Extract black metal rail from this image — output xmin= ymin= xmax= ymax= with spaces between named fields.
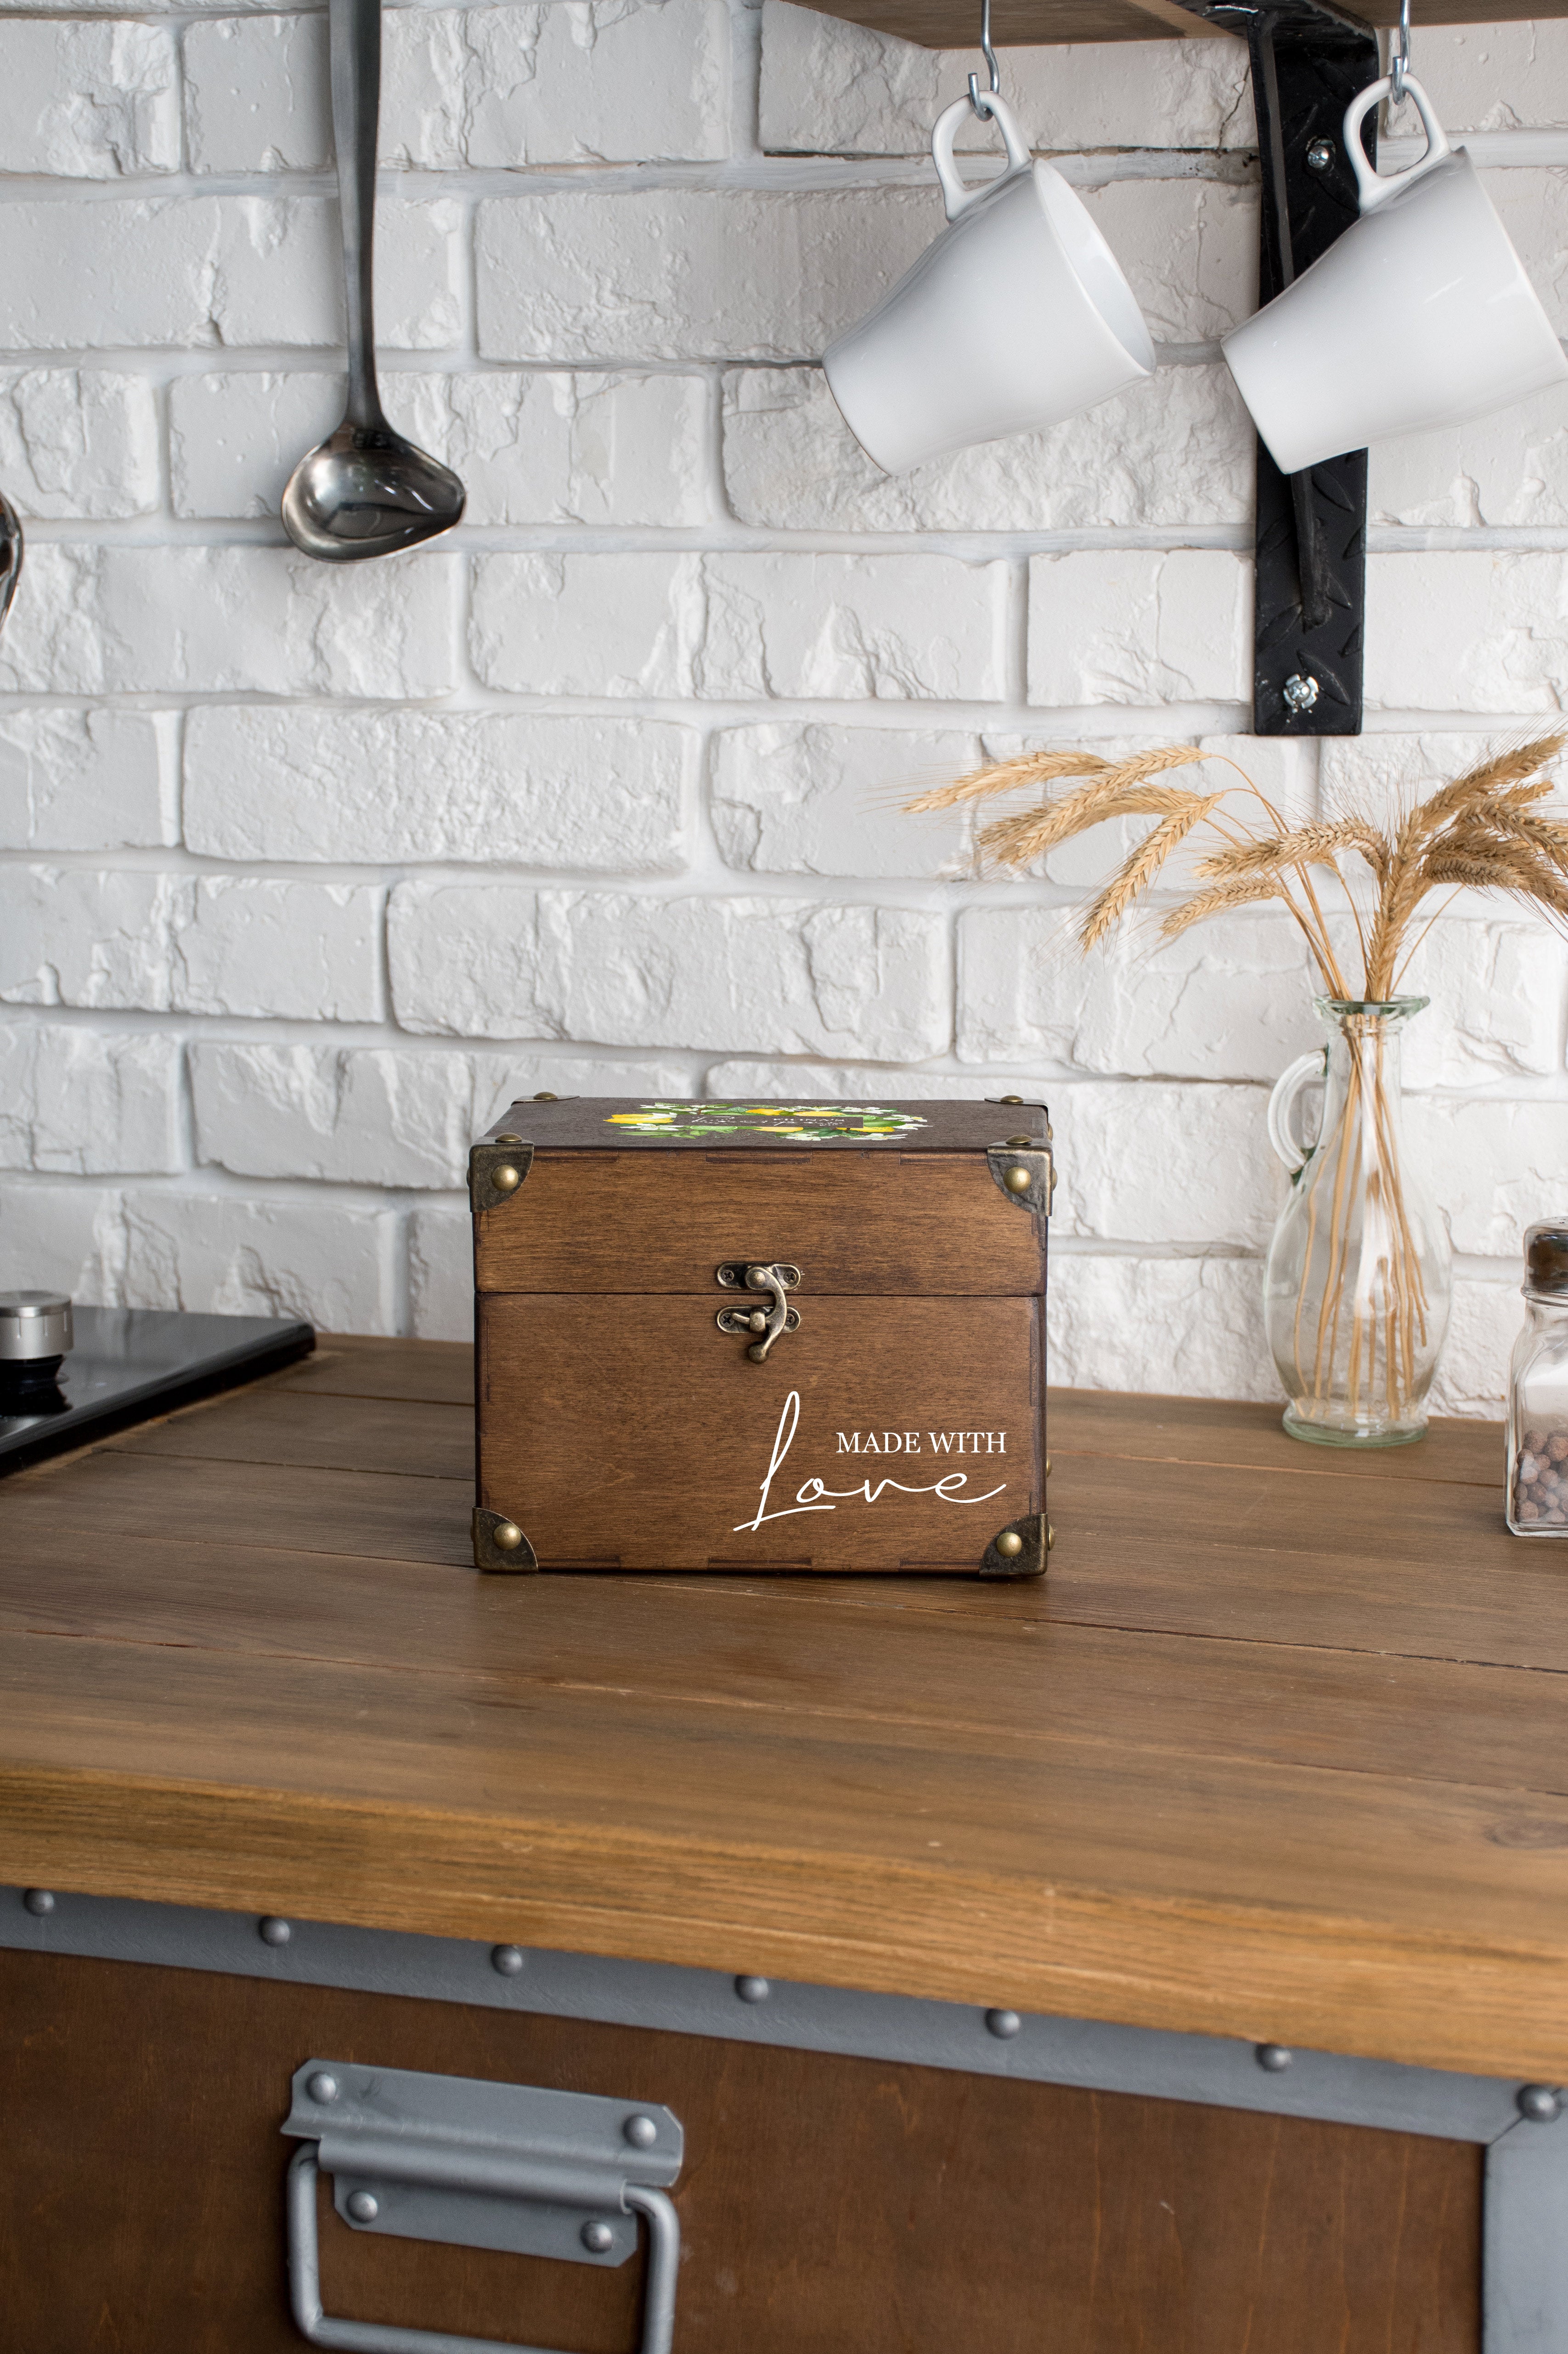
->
xmin=1177 ymin=0 xmax=1381 ymax=734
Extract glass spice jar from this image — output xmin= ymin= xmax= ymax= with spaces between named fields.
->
xmin=1507 ymin=1223 xmax=1568 ymax=1535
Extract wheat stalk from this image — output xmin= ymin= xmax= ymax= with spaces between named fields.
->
xmin=1156 ymin=876 xmax=1285 ymax=937
xmin=1425 ymin=847 xmax=1568 ymax=916
xmin=909 ymin=742 xmax=1206 ymax=821
xmin=1079 ymin=797 xmax=1223 ymax=951
xmin=977 ymin=783 xmax=1209 ymax=869
xmin=1198 ymin=818 xmax=1390 ymax=887
xmin=905 ymin=749 xmax=1111 ymax=814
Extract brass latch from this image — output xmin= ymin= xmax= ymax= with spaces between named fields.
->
xmin=716 ymin=1263 xmax=801 ymax=1364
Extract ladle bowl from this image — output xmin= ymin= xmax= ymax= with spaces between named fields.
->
xmin=0 ymin=489 xmax=24 ymax=631
xmin=282 ymin=0 xmax=465 ymax=565
xmin=282 ymin=415 xmax=464 ymax=562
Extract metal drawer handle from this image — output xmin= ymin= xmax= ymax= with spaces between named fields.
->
xmin=282 ymin=2060 xmax=682 ymax=2354
xmin=287 ymin=2149 xmax=678 ymax=2354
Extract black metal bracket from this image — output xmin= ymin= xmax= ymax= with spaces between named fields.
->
xmin=1174 ymin=0 xmax=1380 ymax=734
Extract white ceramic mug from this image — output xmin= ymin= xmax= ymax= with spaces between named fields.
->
xmin=822 ymin=94 xmax=1155 ymax=476
xmin=1223 ymin=74 xmax=1568 ymax=477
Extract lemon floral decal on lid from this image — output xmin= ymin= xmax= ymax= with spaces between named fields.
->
xmin=604 ymin=1102 xmax=928 ymax=1144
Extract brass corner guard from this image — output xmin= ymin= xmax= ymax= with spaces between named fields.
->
xmin=981 ymin=1514 xmax=1052 ymax=1580
xmin=473 ymin=1507 xmax=539 ymax=1574
xmin=469 ymin=1139 xmax=534 ymax=1215
xmin=986 ymin=1142 xmax=1055 ymax=1215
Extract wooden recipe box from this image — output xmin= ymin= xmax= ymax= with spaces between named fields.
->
xmin=468 ymin=1097 xmax=1054 ymax=1576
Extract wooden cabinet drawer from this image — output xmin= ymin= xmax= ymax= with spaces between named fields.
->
xmin=0 ymin=1948 xmax=1481 ymax=2354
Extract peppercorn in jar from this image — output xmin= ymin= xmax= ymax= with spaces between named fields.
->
xmin=1508 ymin=1222 xmax=1568 ymax=1535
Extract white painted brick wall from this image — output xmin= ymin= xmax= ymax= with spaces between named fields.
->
xmin=169 ymin=369 xmax=711 ymax=524
xmin=0 ymin=547 xmax=459 ymax=696
xmin=184 ymin=0 xmax=731 ymax=173
xmin=388 ymin=883 xmax=950 ymax=1056
xmin=0 ymin=22 xmax=180 ymax=177
xmin=4 ymin=0 xmax=1567 ymax=1422
xmin=0 ymin=710 xmax=172 ymax=849
xmin=183 ymin=706 xmax=694 ymax=868
xmin=0 ymin=196 xmax=463 ymax=351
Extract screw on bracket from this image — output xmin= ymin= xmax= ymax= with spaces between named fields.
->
xmin=1305 ymin=136 xmax=1334 ymax=169
xmin=1282 ymin=673 xmax=1320 ymax=716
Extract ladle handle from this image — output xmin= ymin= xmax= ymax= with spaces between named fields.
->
xmin=331 ymin=0 xmax=385 ymax=429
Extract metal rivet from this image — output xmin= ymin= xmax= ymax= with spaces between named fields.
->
xmin=1305 ymin=135 xmax=1334 ymax=169
xmin=1046 ymin=1524 xmax=1055 ymax=1551
xmin=623 ymin=2113 xmax=659 ymax=2149
xmin=307 ymin=2072 xmax=340 ymax=2105
xmin=1256 ymin=2043 xmax=1293 ymax=2072
xmin=999 ymin=1094 xmax=1024 ymax=1104
xmin=1282 ymin=672 xmax=1320 ymax=715
xmin=747 ymin=1311 xmax=768 ymax=1333
xmin=735 ymin=1975 xmax=770 ymax=2004
xmin=1006 ymin=1134 xmax=1033 ymax=1147
xmin=346 ymin=2190 xmax=379 ymax=2223
xmin=986 ymin=2009 xmax=1022 ymax=2039
xmin=491 ymin=1944 xmax=525 ymax=1976
xmin=1003 ymin=1166 xmax=1032 ymax=1195
xmin=581 ymin=2220 xmax=615 ymax=2253
xmin=259 ymin=1916 xmax=292 ymax=1946
xmin=995 ymin=1531 xmax=1024 ymax=1558
xmin=1518 ymin=2083 xmax=1562 ymax=2123
xmin=491 ymin=1164 xmax=522 ymax=1194
xmin=1044 ymin=1458 xmax=1052 ymax=1478
xmin=22 ymin=1889 xmax=55 ymax=1916
xmin=532 ymin=1092 xmax=558 ymax=1102
xmin=492 ymin=1522 xmax=524 ymax=1551
xmin=493 ymin=1131 xmax=523 ymax=1145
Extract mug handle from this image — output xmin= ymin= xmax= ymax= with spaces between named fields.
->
xmin=1267 ymin=1050 xmax=1328 ymax=1175
xmin=1343 ymin=72 xmax=1452 ymax=213
xmin=931 ymin=92 xmax=1033 ymax=223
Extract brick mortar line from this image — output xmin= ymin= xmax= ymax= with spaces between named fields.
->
xmin=19 ymin=521 xmax=1568 ymax=554
xmin=0 ymin=1164 xmax=1532 ymax=1289
xmin=0 ymin=346 xmax=1232 ymax=371
xmin=0 ymin=694 xmax=1547 ymax=725
xmin=6 ymin=139 xmax=1568 ymax=202
xmin=8 ymin=999 xmax=1568 ymax=1084
xmin=0 ymin=152 xmax=1262 ymax=200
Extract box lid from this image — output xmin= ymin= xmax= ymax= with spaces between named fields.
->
xmin=478 ymin=1096 xmax=1049 ymax=1152
xmin=471 ymin=1098 xmax=1053 ymax=1297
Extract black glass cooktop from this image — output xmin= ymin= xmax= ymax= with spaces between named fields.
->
xmin=0 ymin=1305 xmax=315 ymax=1475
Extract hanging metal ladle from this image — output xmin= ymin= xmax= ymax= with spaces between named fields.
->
xmin=0 ymin=491 xmax=23 ymax=635
xmin=282 ymin=0 xmax=465 ymax=561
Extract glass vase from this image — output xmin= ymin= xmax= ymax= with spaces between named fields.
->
xmin=1263 ymin=997 xmax=1452 ymax=1447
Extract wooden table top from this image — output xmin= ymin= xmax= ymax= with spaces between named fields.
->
xmin=2 ymin=1337 xmax=1564 ymax=2084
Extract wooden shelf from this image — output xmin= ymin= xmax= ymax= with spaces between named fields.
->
xmin=791 ymin=0 xmax=1568 ymax=50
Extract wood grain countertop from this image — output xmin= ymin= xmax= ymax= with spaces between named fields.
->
xmin=1 ymin=1337 xmax=1563 ymax=2084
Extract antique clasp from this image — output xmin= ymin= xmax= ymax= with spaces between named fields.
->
xmin=715 ymin=1263 xmax=801 ymax=1364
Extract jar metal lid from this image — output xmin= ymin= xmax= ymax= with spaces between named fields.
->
xmin=0 ymin=1290 xmax=73 ymax=1362
xmin=1524 ymin=1225 xmax=1568 ymax=1297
